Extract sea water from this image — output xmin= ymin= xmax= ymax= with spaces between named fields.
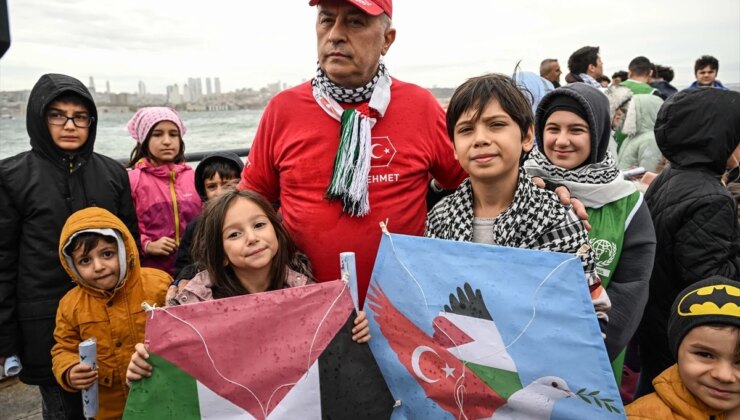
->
xmin=0 ymin=109 xmax=264 ymax=161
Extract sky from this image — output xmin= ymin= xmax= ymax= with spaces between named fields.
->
xmin=0 ymin=0 xmax=738 ymax=94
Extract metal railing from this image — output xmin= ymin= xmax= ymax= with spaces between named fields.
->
xmin=116 ymin=147 xmax=250 ymax=165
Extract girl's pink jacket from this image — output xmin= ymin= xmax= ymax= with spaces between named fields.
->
xmin=128 ymin=158 xmax=202 ymax=275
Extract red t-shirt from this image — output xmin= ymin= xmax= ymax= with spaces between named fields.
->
xmin=239 ymin=79 xmax=466 ymax=306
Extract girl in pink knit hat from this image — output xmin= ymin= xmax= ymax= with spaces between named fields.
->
xmin=125 ymin=107 xmax=202 ymax=276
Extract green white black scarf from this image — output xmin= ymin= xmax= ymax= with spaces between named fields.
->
xmin=312 ymin=63 xmax=392 ymax=217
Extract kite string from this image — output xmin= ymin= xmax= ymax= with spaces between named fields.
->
xmin=381 ymin=227 xmax=581 ymax=417
xmin=502 ymin=255 xmax=580 ymax=350
xmin=383 ymin=227 xmax=472 ymax=416
xmin=384 ymin=227 xmax=581 ymax=353
xmin=266 ymin=278 xmax=351 ymax=414
xmin=153 ymin=306 xmax=269 ymax=417
xmin=266 ymin=279 xmax=349 ymax=413
xmin=454 ymin=376 xmax=469 ymax=420
xmin=149 ymin=280 xmax=349 ymax=419
xmin=383 ymin=229 xmax=466 ymax=359
xmin=306 ymin=278 xmax=350 ymax=371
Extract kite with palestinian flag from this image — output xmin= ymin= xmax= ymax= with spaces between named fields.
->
xmin=123 ymin=280 xmax=394 ymax=419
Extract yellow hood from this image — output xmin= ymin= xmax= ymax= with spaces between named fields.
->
xmin=58 ymin=207 xmax=140 ymax=295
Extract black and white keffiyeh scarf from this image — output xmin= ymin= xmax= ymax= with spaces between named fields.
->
xmin=524 ymin=148 xmax=635 ymax=209
xmin=579 ymin=73 xmax=604 ymax=89
xmin=312 ymin=63 xmax=392 ymax=217
xmin=425 ymin=169 xmax=598 ymax=286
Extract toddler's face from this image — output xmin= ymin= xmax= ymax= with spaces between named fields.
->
xmin=678 ymin=325 xmax=740 ymax=413
xmin=204 ymin=174 xmax=238 ymax=201
xmin=71 ymin=240 xmax=121 ymax=291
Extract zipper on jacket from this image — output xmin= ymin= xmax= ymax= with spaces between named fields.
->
xmin=169 ymin=169 xmax=180 ymax=245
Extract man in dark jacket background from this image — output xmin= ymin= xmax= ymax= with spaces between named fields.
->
xmin=0 ymin=73 xmax=140 ymax=419
xmin=636 ymin=87 xmax=740 ymax=398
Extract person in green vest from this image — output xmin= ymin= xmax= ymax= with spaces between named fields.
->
xmin=614 ymin=56 xmax=662 ymax=150
xmin=620 ymin=56 xmax=660 ymax=96
xmin=524 ymin=83 xmax=657 ymax=388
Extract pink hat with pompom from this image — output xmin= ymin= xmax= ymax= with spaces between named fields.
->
xmin=127 ymin=107 xmax=186 ymax=144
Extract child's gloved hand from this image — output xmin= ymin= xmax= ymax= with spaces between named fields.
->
xmin=352 ymin=311 xmax=371 ymax=344
xmin=67 ymin=363 xmax=97 ymax=390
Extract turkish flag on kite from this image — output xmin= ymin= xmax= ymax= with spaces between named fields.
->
xmin=366 ymin=283 xmax=506 ymax=419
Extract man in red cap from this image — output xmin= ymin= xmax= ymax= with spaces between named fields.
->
xmin=235 ymin=0 xmax=582 ymax=307
xmin=236 ymin=0 xmax=465 ymax=308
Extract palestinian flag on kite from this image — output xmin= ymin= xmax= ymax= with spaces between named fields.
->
xmin=365 ymin=233 xmax=624 ymax=419
xmin=123 ymin=280 xmax=393 ymax=419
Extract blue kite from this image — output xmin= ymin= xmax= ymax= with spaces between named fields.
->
xmin=364 ymin=233 xmax=624 ymax=419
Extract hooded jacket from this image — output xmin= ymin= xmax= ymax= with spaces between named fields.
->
xmin=626 ymin=365 xmax=728 ymax=419
xmin=128 ymin=158 xmax=202 ymax=276
xmin=527 ymin=83 xmax=656 ymax=371
xmin=617 ymin=94 xmax=665 ymax=172
xmin=639 ymin=88 xmax=740 ymax=387
xmin=0 ymin=74 xmax=140 ymax=384
xmin=534 ymin=83 xmax=612 ymax=165
xmin=650 ymin=80 xmax=678 ymax=100
xmin=52 ymin=207 xmax=170 ymax=419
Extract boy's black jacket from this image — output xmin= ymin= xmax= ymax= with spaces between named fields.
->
xmin=639 ymin=87 xmax=740 ymax=383
xmin=0 ymin=73 xmax=140 ymax=384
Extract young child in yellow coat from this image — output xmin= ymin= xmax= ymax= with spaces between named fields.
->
xmin=627 ymin=277 xmax=740 ymax=419
xmin=51 ymin=207 xmax=170 ymax=419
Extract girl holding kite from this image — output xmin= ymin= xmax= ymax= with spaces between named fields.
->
xmin=126 ymin=189 xmax=371 ymax=383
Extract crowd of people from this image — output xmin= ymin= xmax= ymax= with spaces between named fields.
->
xmin=1 ymin=0 xmax=739 ymax=418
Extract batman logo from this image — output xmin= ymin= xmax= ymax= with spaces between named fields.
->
xmin=677 ymin=284 xmax=740 ymax=317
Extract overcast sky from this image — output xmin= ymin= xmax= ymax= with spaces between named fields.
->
xmin=1 ymin=0 xmax=738 ymax=94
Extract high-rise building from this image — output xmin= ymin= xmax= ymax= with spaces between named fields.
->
xmin=138 ymin=81 xmax=146 ymax=96
xmin=187 ymin=77 xmax=203 ymax=101
xmin=206 ymin=78 xmax=212 ymax=96
xmin=182 ymin=83 xmax=191 ymax=103
xmin=166 ymin=84 xmax=182 ymax=104
xmin=88 ymin=77 xmax=96 ymax=94
xmin=106 ymin=81 xmax=110 ymax=94
xmin=214 ymin=77 xmax=221 ymax=95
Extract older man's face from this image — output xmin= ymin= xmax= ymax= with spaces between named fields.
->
xmin=316 ymin=0 xmax=395 ymax=89
xmin=544 ymin=62 xmax=561 ymax=83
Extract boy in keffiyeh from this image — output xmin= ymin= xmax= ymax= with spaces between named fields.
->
xmin=425 ymin=74 xmax=611 ymax=334
xmin=524 ymin=83 xmax=656 ymax=386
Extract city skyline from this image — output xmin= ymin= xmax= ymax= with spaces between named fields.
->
xmin=66 ymin=76 xmax=232 ymax=97
xmin=0 ymin=0 xmax=737 ymax=94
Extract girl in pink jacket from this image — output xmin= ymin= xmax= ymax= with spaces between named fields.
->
xmin=126 ymin=107 xmax=202 ymax=275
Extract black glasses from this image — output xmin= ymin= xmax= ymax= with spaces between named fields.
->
xmin=47 ymin=112 xmax=94 ymax=128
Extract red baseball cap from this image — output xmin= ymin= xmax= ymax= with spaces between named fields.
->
xmin=308 ymin=0 xmax=393 ymax=18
